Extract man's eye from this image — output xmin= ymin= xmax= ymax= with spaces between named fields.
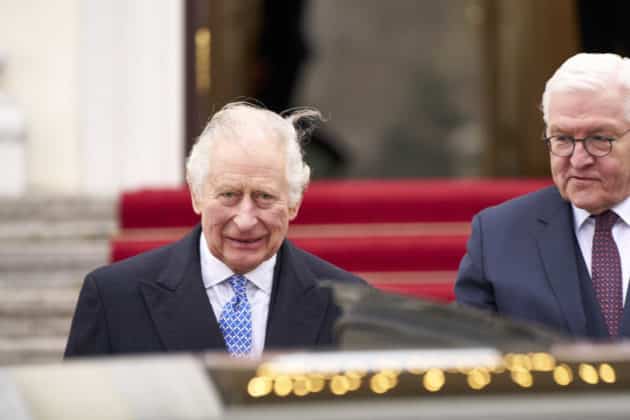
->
xmin=219 ymin=191 xmax=239 ymax=201
xmin=554 ymin=135 xmax=573 ymax=143
xmin=588 ymin=135 xmax=608 ymax=142
xmin=254 ymin=192 xmax=275 ymax=202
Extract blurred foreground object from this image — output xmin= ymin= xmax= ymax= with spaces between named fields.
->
xmin=4 ymin=342 xmax=630 ymax=419
xmin=331 ymin=283 xmax=568 ymax=353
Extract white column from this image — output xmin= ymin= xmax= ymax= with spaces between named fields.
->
xmin=0 ymin=0 xmax=81 ymax=194
xmin=79 ymin=0 xmax=184 ymax=196
xmin=0 ymin=93 xmax=26 ymax=196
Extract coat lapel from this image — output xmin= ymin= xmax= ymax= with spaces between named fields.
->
xmin=140 ymin=226 xmax=225 ymax=351
xmin=621 ymin=288 xmax=630 ymax=337
xmin=534 ymin=190 xmax=587 ymax=336
xmin=265 ymin=241 xmax=332 ymax=349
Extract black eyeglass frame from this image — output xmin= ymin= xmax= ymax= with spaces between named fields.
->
xmin=542 ymin=128 xmax=630 ymax=158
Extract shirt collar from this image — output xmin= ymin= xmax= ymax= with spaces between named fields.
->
xmin=199 ymin=233 xmax=275 ymax=295
xmin=613 ymin=196 xmax=630 ymax=226
xmin=572 ymin=195 xmax=630 ymax=230
xmin=572 ymin=205 xmax=591 ymax=231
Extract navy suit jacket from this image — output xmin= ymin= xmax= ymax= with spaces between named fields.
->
xmin=455 ymin=186 xmax=630 ymax=339
xmin=65 ymin=226 xmax=366 ymax=357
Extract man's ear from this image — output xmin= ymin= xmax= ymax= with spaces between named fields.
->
xmin=288 ymin=200 xmax=302 ymax=221
xmin=188 ymin=182 xmax=202 ymax=215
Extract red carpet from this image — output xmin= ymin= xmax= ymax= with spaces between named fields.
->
xmin=120 ymin=178 xmax=550 ymax=228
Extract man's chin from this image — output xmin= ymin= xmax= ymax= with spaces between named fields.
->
xmin=568 ymin=192 xmax=606 ymax=214
xmin=223 ymin=248 xmax=268 ymax=273
xmin=225 ymin=257 xmax=262 ymax=275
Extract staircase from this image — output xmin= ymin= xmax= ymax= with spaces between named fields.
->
xmin=0 ymin=196 xmax=115 ymax=365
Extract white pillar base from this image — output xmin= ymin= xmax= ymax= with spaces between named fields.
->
xmin=0 ymin=140 xmax=25 ymax=196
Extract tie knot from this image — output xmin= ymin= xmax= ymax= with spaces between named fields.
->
xmin=227 ymin=274 xmax=248 ymax=297
xmin=595 ymin=210 xmax=619 ymax=232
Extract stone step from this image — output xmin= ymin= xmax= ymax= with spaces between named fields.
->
xmin=0 ymin=220 xmax=116 ymax=241
xmin=0 ymin=195 xmax=115 ymax=221
xmin=0 ymin=195 xmax=116 ymax=241
xmin=0 ymin=269 xmax=89 ymax=289
xmin=0 ymin=239 xmax=109 ymax=272
xmin=0 ymin=288 xmax=79 ymax=317
xmin=0 ymin=337 xmax=65 ymax=366
xmin=0 ymin=317 xmax=71 ymax=339
xmin=0 ymin=289 xmax=76 ymax=363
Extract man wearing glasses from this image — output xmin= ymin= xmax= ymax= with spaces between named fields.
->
xmin=456 ymin=53 xmax=630 ymax=339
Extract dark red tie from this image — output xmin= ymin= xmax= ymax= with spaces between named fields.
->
xmin=592 ymin=210 xmax=624 ymax=337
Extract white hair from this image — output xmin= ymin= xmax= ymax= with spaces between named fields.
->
xmin=186 ymin=102 xmax=320 ymax=207
xmin=541 ymin=52 xmax=630 ymax=124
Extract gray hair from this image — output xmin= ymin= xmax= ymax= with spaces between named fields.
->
xmin=186 ymin=102 xmax=321 ymax=207
xmin=541 ymin=52 xmax=630 ymax=125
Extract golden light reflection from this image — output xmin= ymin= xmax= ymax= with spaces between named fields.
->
xmin=599 ymin=363 xmax=616 ymax=384
xmin=345 ymin=370 xmax=366 ymax=378
xmin=553 ymin=364 xmax=573 ymax=386
xmin=510 ymin=369 xmax=533 ymax=388
xmin=273 ymin=375 xmax=293 ymax=397
xmin=490 ymin=364 xmax=506 ymax=374
xmin=423 ymin=368 xmax=445 ymax=392
xmin=293 ymin=375 xmax=310 ymax=396
xmin=248 ymin=376 xmax=273 ymax=398
xmin=370 ymin=373 xmax=390 ymax=394
xmin=381 ymin=369 xmax=399 ymax=389
xmin=578 ymin=363 xmax=599 ymax=385
xmin=308 ymin=374 xmax=325 ymax=393
xmin=345 ymin=371 xmax=362 ymax=391
xmin=531 ymin=353 xmax=556 ymax=371
xmin=503 ymin=353 xmax=516 ymax=369
xmin=505 ymin=353 xmax=534 ymax=372
xmin=330 ymin=375 xmax=350 ymax=396
xmin=467 ymin=368 xmax=491 ymax=390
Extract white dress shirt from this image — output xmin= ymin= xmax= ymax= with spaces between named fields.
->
xmin=199 ymin=234 xmax=275 ymax=357
xmin=573 ymin=197 xmax=630 ymax=305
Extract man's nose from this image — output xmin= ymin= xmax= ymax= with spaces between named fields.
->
xmin=233 ymin=198 xmax=258 ymax=230
xmin=570 ymin=141 xmax=595 ymax=168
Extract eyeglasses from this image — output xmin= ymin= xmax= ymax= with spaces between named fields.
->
xmin=543 ymin=128 xmax=630 ymax=158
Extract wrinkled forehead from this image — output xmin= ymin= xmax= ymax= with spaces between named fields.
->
xmin=205 ymin=131 xmax=289 ymax=186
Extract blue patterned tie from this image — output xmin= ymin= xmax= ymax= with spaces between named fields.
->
xmin=592 ymin=210 xmax=624 ymax=337
xmin=219 ymin=274 xmax=252 ymax=356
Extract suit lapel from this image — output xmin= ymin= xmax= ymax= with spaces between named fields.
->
xmin=140 ymin=226 xmax=225 ymax=351
xmin=534 ymin=190 xmax=587 ymax=336
xmin=621 ymin=290 xmax=630 ymax=337
xmin=265 ymin=241 xmax=331 ymax=349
